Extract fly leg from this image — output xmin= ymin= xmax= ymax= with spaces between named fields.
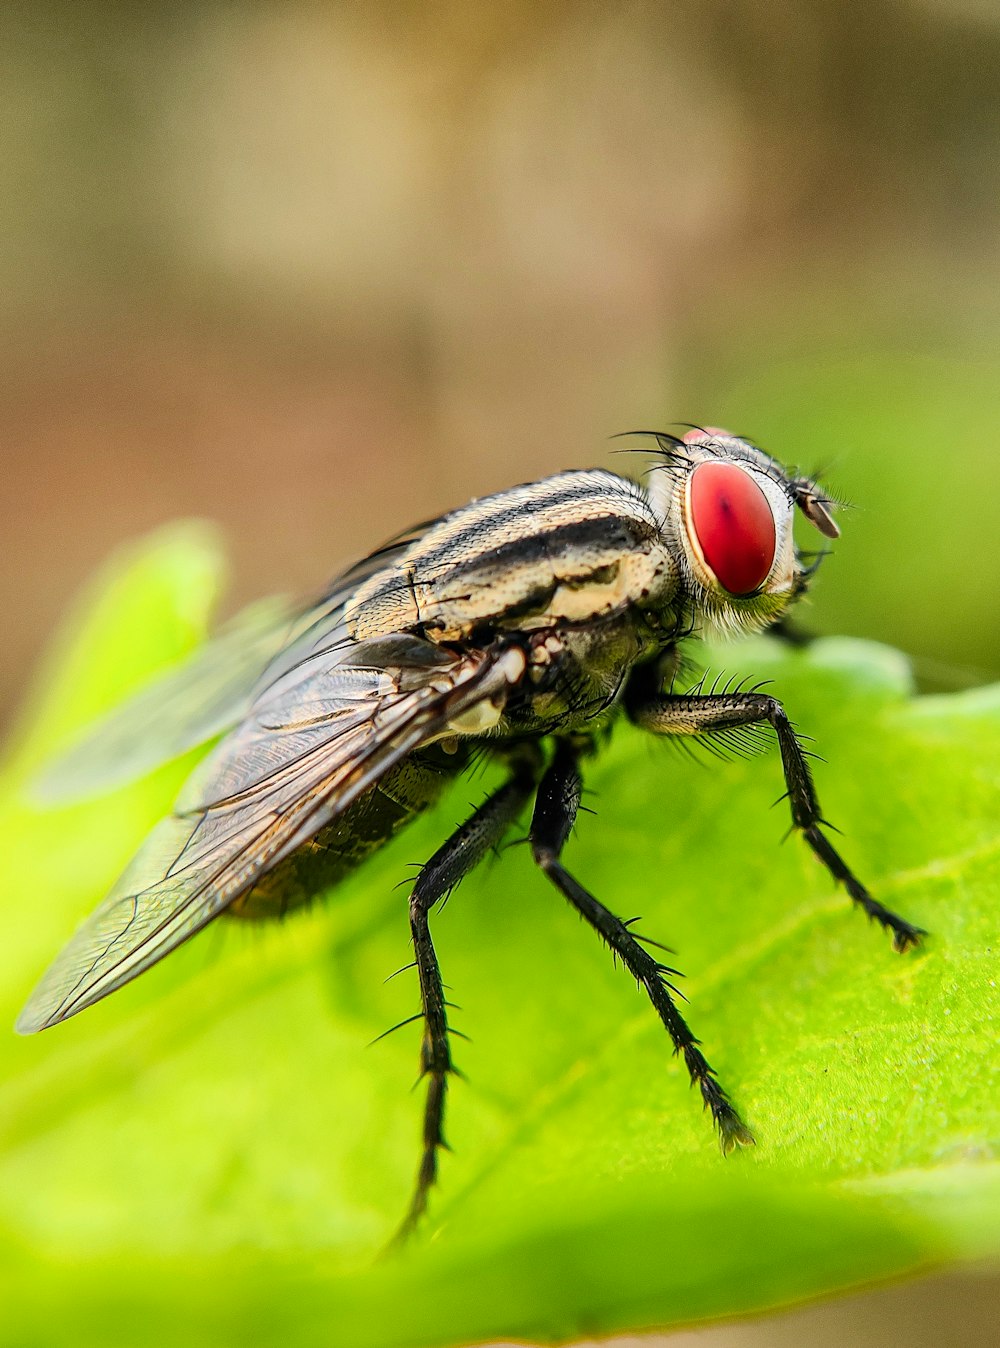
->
xmin=625 ymin=683 xmax=925 ymax=951
xmin=529 ymin=741 xmax=753 ymax=1153
xmin=393 ymin=758 xmax=538 ymax=1242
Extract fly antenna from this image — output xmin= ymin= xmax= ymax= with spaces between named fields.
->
xmin=790 ymin=477 xmax=841 ymax=539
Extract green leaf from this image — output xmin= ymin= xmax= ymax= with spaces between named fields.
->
xmin=1 ymin=529 xmax=998 ymax=1348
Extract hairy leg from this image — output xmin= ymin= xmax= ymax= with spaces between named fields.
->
xmin=529 ymin=741 xmax=753 ymax=1152
xmin=625 ymin=683 xmax=924 ymax=951
xmin=393 ymin=760 xmax=538 ymax=1241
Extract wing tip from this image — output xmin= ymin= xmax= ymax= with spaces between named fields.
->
xmin=14 ymin=1003 xmax=52 ymax=1035
xmin=15 ymin=984 xmax=75 ymax=1034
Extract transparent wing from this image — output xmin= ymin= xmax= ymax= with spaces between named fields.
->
xmin=33 ymin=598 xmax=296 ymax=803
xmin=32 ymin=530 xmax=436 ymax=803
xmin=17 ymin=632 xmax=520 ymax=1033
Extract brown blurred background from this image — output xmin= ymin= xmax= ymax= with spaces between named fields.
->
xmin=2 ymin=1 xmax=999 ymax=1341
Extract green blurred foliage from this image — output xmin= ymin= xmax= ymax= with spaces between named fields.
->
xmin=681 ymin=341 xmax=1000 ymax=683
xmin=1 ymin=526 xmax=998 ymax=1347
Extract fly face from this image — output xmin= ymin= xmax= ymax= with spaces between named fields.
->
xmin=18 ymin=429 xmax=923 ymax=1245
xmin=646 ymin=427 xmax=837 ymax=640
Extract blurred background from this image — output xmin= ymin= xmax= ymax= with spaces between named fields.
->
xmin=2 ymin=0 xmax=998 ymax=1342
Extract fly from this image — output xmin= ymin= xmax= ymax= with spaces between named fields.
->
xmin=17 ymin=427 xmax=924 ymax=1238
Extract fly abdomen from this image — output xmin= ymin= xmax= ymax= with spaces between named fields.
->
xmin=228 ymin=750 xmax=463 ymax=920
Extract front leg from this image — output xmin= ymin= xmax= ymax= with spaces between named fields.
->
xmin=624 ymin=679 xmax=924 ymax=952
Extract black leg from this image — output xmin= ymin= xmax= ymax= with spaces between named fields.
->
xmin=529 ymin=742 xmax=753 ymax=1154
xmin=393 ymin=761 xmax=538 ymax=1243
xmin=625 ymin=685 xmax=924 ymax=952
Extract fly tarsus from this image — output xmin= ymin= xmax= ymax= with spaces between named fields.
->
xmin=802 ymin=824 xmax=926 ymax=951
xmin=683 ymin=1041 xmax=755 ymax=1154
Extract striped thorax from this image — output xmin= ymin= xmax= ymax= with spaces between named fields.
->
xmin=344 ymin=469 xmax=680 ymax=644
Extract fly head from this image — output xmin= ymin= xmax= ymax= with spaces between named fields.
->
xmin=643 ymin=427 xmax=839 ymax=640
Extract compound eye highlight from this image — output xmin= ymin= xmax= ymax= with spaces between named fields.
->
xmin=687 ymin=461 xmax=777 ymax=596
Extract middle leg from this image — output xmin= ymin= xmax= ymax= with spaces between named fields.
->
xmin=529 ymin=740 xmax=753 ymax=1152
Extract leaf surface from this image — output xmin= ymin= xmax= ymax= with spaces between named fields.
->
xmin=1 ymin=528 xmax=998 ymax=1348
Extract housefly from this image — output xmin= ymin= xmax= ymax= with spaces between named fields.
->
xmin=17 ymin=428 xmax=924 ymax=1236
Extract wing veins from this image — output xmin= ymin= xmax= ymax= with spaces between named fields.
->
xmin=55 ymin=711 xmax=439 ymax=1020
xmin=28 ymin=645 xmax=512 ymax=1029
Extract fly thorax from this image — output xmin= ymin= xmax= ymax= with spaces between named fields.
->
xmin=346 ymin=470 xmax=683 ymax=644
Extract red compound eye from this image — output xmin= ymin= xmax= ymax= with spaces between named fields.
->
xmin=688 ymin=461 xmax=776 ymax=595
